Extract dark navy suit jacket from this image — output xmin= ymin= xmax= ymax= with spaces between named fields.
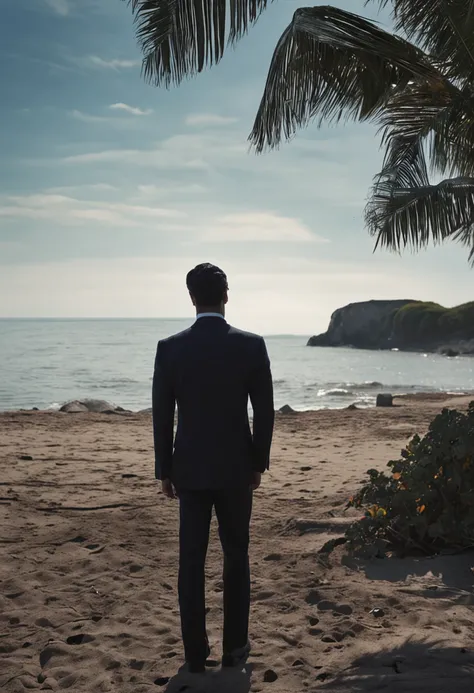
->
xmin=152 ymin=316 xmax=274 ymax=490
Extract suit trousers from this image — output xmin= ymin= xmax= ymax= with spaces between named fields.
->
xmin=177 ymin=487 xmax=253 ymax=662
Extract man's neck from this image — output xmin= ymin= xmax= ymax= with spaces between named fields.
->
xmin=196 ymin=307 xmax=224 ymax=318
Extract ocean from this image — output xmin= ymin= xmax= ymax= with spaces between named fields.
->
xmin=1 ymin=318 xmax=474 ymax=412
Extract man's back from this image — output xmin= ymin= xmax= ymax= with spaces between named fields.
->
xmin=153 ymin=316 xmax=274 ymax=490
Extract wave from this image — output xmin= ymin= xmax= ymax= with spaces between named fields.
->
xmin=331 ymin=381 xmax=383 ymax=390
xmin=317 ymin=388 xmax=355 ymax=398
xmin=75 ymin=379 xmax=140 ymax=390
xmin=321 ymin=382 xmax=425 ymax=393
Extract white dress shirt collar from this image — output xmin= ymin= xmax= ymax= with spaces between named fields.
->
xmin=196 ymin=312 xmax=225 ymax=320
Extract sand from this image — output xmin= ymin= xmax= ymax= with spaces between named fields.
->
xmin=2 ymin=395 xmax=474 ymax=692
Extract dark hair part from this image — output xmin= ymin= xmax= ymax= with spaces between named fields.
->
xmin=186 ymin=263 xmax=228 ymax=306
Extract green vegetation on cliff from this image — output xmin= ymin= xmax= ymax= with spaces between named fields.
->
xmin=391 ymin=302 xmax=474 ymax=347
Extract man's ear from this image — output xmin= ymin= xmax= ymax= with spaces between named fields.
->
xmin=189 ymin=292 xmax=196 ymax=307
xmin=223 ymin=290 xmax=229 ymax=305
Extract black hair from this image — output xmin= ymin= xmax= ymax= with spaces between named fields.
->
xmin=186 ymin=263 xmax=228 ymax=306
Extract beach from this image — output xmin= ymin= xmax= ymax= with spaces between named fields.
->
xmin=2 ymin=394 xmax=474 ymax=692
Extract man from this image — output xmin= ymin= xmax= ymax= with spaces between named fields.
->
xmin=152 ymin=263 xmax=274 ymax=674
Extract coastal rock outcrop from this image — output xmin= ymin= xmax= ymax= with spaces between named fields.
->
xmin=60 ymin=399 xmax=126 ymax=414
xmin=308 ymin=300 xmax=474 ymax=353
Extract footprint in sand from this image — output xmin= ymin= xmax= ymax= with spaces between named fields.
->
xmin=69 ymin=535 xmax=86 ymax=544
xmin=322 ymin=629 xmax=355 ymax=643
xmin=263 ymin=669 xmax=278 ymax=683
xmin=154 ymin=677 xmax=170 ymax=687
xmin=164 ymin=635 xmax=180 ymax=646
xmin=130 ymin=659 xmax=146 ymax=670
xmin=85 ymin=544 xmax=105 ymax=554
xmin=40 ymin=644 xmax=68 ymax=667
xmin=321 ymin=634 xmax=337 ymax=643
xmin=6 ymin=591 xmax=24 ymax=600
xmin=305 ymin=590 xmax=322 ymax=606
xmin=0 ymin=641 xmax=16 ymax=654
xmin=254 ymin=590 xmax=276 ymax=601
xmin=317 ymin=600 xmax=353 ymax=615
xmin=309 ymin=627 xmax=323 ymax=636
xmin=164 ymin=651 xmax=178 ymax=659
xmin=66 ymin=633 xmax=95 ymax=645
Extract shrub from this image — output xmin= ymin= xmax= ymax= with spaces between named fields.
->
xmin=322 ymin=402 xmax=474 ymax=557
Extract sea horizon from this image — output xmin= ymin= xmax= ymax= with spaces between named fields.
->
xmin=0 ymin=316 xmax=313 ymax=339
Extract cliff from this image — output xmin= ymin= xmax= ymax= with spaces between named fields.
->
xmin=307 ymin=300 xmax=474 ymax=353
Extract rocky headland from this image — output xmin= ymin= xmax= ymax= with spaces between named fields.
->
xmin=308 ymin=300 xmax=474 ymax=354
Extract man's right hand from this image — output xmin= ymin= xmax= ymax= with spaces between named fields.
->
xmin=161 ymin=478 xmax=177 ymax=499
xmin=250 ymin=472 xmax=262 ymax=491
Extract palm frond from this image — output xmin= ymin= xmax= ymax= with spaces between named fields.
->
xmin=249 ymin=6 xmax=440 ymax=152
xmin=380 ymin=81 xmax=474 ymax=178
xmin=124 ymin=0 xmax=271 ymax=86
xmin=366 ymin=141 xmax=474 ymax=262
xmin=371 ymin=0 xmax=474 ymax=80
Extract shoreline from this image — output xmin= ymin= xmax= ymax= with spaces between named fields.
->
xmin=1 ymin=390 xmax=473 ymax=417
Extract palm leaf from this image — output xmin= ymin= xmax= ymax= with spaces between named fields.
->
xmin=124 ymin=0 xmax=271 ymax=86
xmin=366 ymin=141 xmax=474 ymax=262
xmin=249 ymin=6 xmax=440 ymax=152
xmin=372 ymin=0 xmax=474 ymax=80
xmin=380 ymin=81 xmax=474 ymax=178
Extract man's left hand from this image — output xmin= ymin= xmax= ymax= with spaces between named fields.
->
xmin=161 ymin=478 xmax=177 ymax=499
xmin=250 ymin=472 xmax=262 ymax=491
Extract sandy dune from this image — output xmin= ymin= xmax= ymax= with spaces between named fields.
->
xmin=2 ymin=395 xmax=474 ymax=692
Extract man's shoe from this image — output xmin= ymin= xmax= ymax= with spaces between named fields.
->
xmin=222 ymin=641 xmax=251 ymax=668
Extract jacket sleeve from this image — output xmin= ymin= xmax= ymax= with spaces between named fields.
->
xmin=249 ymin=337 xmax=275 ymax=472
xmin=152 ymin=341 xmax=175 ymax=480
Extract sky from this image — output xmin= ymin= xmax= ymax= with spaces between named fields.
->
xmin=1 ymin=0 xmax=473 ymax=334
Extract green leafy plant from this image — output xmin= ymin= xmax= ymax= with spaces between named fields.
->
xmin=322 ymin=402 xmax=474 ymax=556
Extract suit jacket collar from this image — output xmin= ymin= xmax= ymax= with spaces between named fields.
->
xmin=191 ymin=315 xmax=228 ymax=330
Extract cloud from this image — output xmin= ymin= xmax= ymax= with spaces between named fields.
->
xmin=0 ymin=194 xmax=320 ymax=246
xmin=45 ymin=0 xmax=70 ymax=15
xmin=68 ymin=109 xmax=151 ymax=129
xmin=185 ymin=113 xmax=238 ymax=127
xmin=109 ymin=103 xmax=152 ymax=116
xmin=46 ymin=184 xmax=117 ymax=194
xmin=202 ymin=212 xmax=324 ymax=243
xmin=0 ymin=194 xmax=185 ymax=228
xmin=82 ymin=56 xmax=141 ymax=70
xmin=69 ymin=110 xmax=110 ymax=124
xmin=58 ymin=132 xmax=247 ymax=172
xmin=136 ymin=183 xmax=209 ymax=198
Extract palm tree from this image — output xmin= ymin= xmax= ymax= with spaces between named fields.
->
xmin=125 ymin=1 xmax=474 ymax=263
